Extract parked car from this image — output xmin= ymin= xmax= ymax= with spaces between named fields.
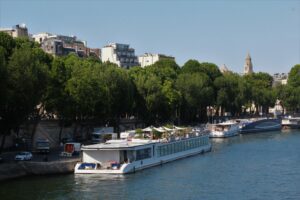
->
xmin=15 ymin=152 xmax=33 ymax=161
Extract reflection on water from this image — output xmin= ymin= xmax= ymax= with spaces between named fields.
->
xmin=75 ymin=174 xmax=127 ymax=182
xmin=1 ymin=130 xmax=300 ymax=200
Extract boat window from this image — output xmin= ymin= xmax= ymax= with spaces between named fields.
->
xmin=127 ymin=151 xmax=135 ymax=162
xmin=78 ymin=163 xmax=96 ymax=170
xmin=153 ymin=145 xmax=155 ymax=157
xmin=157 ymin=136 xmax=209 ymax=157
xmin=136 ymin=148 xmax=151 ymax=160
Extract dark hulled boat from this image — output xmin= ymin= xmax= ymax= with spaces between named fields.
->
xmin=240 ymin=118 xmax=282 ymax=134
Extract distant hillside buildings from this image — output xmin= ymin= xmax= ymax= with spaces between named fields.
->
xmin=32 ymin=32 xmax=100 ymax=58
xmin=273 ymin=73 xmax=288 ymax=86
xmin=0 ymin=24 xmax=291 ymax=79
xmin=0 ymin=24 xmax=174 ymax=68
xmin=0 ymin=24 xmax=29 ymax=38
xmin=0 ymin=24 xmax=100 ymax=59
xmin=138 ymin=53 xmax=175 ymax=68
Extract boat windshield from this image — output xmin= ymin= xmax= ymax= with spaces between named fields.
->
xmin=215 ymin=125 xmax=230 ymax=131
xmin=78 ymin=163 xmax=96 ymax=170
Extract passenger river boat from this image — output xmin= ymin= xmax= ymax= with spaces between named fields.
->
xmin=240 ymin=118 xmax=281 ymax=134
xmin=208 ymin=121 xmax=240 ymax=138
xmin=281 ymin=116 xmax=300 ymax=129
xmin=75 ymin=129 xmax=211 ymax=174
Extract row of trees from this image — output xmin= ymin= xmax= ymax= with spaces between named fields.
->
xmin=1 ymin=32 xmax=300 ymax=151
xmin=275 ymin=65 xmax=300 ymax=112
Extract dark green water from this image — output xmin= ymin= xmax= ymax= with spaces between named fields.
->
xmin=1 ymin=130 xmax=300 ymax=200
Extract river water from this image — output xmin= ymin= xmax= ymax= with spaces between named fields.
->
xmin=1 ymin=130 xmax=300 ymax=200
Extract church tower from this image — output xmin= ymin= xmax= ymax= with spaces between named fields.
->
xmin=244 ymin=53 xmax=253 ymax=74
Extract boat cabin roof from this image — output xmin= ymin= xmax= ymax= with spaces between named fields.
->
xmin=81 ymin=139 xmax=156 ymax=150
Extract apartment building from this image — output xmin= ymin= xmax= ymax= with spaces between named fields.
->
xmin=0 ymin=24 xmax=29 ymax=38
xmin=138 ymin=53 xmax=175 ymax=68
xmin=101 ymin=43 xmax=139 ymax=68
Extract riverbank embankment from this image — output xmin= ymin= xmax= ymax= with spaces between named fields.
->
xmin=0 ymin=159 xmax=79 ymax=182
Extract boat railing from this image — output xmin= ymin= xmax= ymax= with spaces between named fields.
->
xmin=157 ymin=132 xmax=208 ymax=144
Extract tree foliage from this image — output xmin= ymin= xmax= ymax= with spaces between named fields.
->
xmin=288 ymin=64 xmax=300 ymax=88
xmin=1 ymin=31 xmax=300 ymax=151
xmin=0 ymin=33 xmax=50 ymax=152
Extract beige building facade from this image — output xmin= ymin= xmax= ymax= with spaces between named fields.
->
xmin=138 ymin=53 xmax=175 ymax=68
xmin=0 ymin=24 xmax=29 ymax=38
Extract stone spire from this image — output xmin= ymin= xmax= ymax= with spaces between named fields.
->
xmin=244 ymin=53 xmax=253 ymax=74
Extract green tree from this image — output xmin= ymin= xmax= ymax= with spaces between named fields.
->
xmin=280 ymin=64 xmax=300 ymax=113
xmin=182 ymin=60 xmax=222 ymax=82
xmin=66 ymin=63 xmax=109 ymax=120
xmin=135 ymin=72 xmax=167 ymax=123
xmin=102 ymin=65 xmax=134 ymax=118
xmin=129 ymin=60 xmax=181 ymax=124
xmin=214 ymin=72 xmax=249 ymax=116
xmin=147 ymin=59 xmax=180 ymax=82
xmin=181 ymin=60 xmax=202 ymax=74
xmin=200 ymin=62 xmax=222 ymax=82
xmin=287 ymin=64 xmax=300 ymax=88
xmin=0 ymin=32 xmax=15 ymax=59
xmin=0 ymin=47 xmax=7 ymax=109
xmin=244 ymin=72 xmax=275 ymax=115
xmin=43 ymin=57 xmax=74 ymax=142
xmin=0 ymin=46 xmax=49 ymax=152
xmin=176 ymin=72 xmax=214 ymax=123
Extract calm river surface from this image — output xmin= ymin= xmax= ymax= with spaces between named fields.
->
xmin=1 ymin=130 xmax=300 ymax=200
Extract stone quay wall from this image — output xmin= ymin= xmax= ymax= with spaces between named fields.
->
xmin=0 ymin=159 xmax=79 ymax=182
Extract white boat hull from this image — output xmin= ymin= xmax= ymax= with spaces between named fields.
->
xmin=209 ymin=126 xmax=239 ymax=138
xmin=209 ymin=130 xmax=239 ymax=138
xmin=74 ymin=144 xmax=212 ymax=174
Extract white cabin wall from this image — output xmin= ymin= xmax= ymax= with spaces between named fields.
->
xmin=83 ymin=150 xmax=120 ymax=164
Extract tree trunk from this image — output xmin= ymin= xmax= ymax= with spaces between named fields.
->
xmin=255 ymin=105 xmax=259 ymax=115
xmin=31 ymin=119 xmax=40 ymax=145
xmin=79 ymin=123 xmax=84 ymax=141
xmin=215 ymin=107 xmax=220 ymax=117
xmin=265 ymin=106 xmax=269 ymax=115
xmin=73 ymin=121 xmax=78 ymax=140
xmin=15 ymin=127 xmax=20 ymax=138
xmin=30 ymin=108 xmax=41 ymax=145
xmin=220 ymin=107 xmax=224 ymax=117
xmin=201 ymin=107 xmax=207 ymax=123
xmin=115 ymin=116 xmax=120 ymax=138
xmin=58 ymin=119 xmax=64 ymax=144
xmin=0 ymin=129 xmax=9 ymax=154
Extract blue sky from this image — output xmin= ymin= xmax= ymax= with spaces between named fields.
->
xmin=0 ymin=0 xmax=299 ymax=74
